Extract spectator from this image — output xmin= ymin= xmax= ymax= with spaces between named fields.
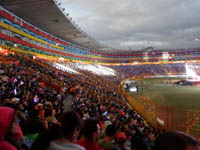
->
xmin=77 ymin=119 xmax=103 ymax=150
xmin=0 ymin=106 xmax=23 ymax=150
xmin=31 ymin=111 xmax=84 ymax=150
xmin=116 ymin=132 xmax=131 ymax=150
xmin=23 ymin=109 xmax=46 ymax=135
xmin=155 ymin=131 xmax=199 ymax=150
xmin=131 ymin=135 xmax=148 ymax=150
xmin=98 ymin=124 xmax=120 ymax=150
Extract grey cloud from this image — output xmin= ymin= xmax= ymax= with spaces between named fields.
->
xmin=59 ymin=0 xmax=200 ymax=50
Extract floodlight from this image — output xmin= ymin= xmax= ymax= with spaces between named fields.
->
xmin=129 ymin=86 xmax=138 ymax=92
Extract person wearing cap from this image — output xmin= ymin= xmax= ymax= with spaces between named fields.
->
xmin=116 ymin=132 xmax=131 ymax=150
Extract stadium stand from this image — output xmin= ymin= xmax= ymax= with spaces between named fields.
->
xmin=0 ymin=5 xmax=200 ymax=64
xmin=0 ymin=3 xmax=200 ymax=150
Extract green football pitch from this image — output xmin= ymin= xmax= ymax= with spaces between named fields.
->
xmin=126 ymin=78 xmax=200 ymax=136
xmin=129 ymin=78 xmax=200 ymax=109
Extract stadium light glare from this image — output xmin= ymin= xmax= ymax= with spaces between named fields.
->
xmin=74 ymin=63 xmax=116 ymax=76
xmin=53 ymin=63 xmax=79 ymax=74
xmin=59 ymin=57 xmax=64 ymax=61
xmin=162 ymin=52 xmax=169 ymax=59
xmin=133 ymin=62 xmax=139 ymax=65
xmin=185 ymin=64 xmax=200 ymax=81
xmin=129 ymin=86 xmax=138 ymax=92
xmin=193 ymin=38 xmax=200 ymax=41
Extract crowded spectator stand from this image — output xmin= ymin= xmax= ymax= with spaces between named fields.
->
xmin=1 ymin=51 xmax=200 ymax=150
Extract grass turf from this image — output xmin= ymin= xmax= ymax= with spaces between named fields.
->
xmin=129 ymin=78 xmax=200 ymax=109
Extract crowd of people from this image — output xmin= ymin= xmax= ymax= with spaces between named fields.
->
xmin=111 ymin=64 xmax=187 ymax=79
xmin=0 ymin=52 xmax=199 ymax=150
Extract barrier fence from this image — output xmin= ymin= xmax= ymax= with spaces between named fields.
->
xmin=123 ymin=91 xmax=200 ymax=138
xmin=185 ymin=110 xmax=200 ymax=137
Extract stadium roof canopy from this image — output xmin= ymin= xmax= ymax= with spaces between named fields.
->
xmin=0 ymin=0 xmax=105 ymax=50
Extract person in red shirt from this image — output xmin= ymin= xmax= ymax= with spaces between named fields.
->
xmin=77 ymin=119 xmax=104 ymax=150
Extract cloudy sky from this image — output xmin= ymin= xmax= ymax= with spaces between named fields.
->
xmin=58 ymin=0 xmax=200 ymax=50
